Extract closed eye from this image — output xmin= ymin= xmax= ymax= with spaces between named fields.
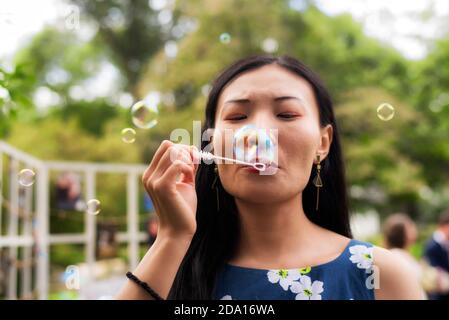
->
xmin=277 ymin=113 xmax=300 ymax=119
xmin=225 ymin=114 xmax=247 ymax=121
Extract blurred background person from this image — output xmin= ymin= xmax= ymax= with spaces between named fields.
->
xmin=96 ymin=222 xmax=119 ymax=259
xmin=55 ymin=172 xmax=84 ymax=212
xmin=143 ymin=192 xmax=158 ymax=247
xmin=424 ymin=210 xmax=449 ymax=300
xmin=382 ymin=212 xmax=449 ymax=299
xmin=143 ymin=192 xmax=155 ymax=213
xmin=146 ymin=214 xmax=158 ymax=247
xmin=383 ymin=213 xmax=422 ymax=278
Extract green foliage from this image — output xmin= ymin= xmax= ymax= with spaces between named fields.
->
xmin=407 ymin=37 xmax=449 ymax=187
xmin=68 ymin=0 xmax=179 ymax=93
xmin=336 ymin=87 xmax=424 ymax=198
xmin=49 ymin=99 xmax=122 ymax=136
xmin=5 ymin=116 xmax=140 ymax=163
xmin=50 ymin=244 xmax=85 ymax=267
xmin=1 ymin=0 xmax=448 ymax=231
xmin=0 ymin=63 xmax=36 ymax=136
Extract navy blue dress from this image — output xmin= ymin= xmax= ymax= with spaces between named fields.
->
xmin=213 ymin=239 xmax=375 ymax=300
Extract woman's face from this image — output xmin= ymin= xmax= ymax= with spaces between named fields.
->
xmin=212 ymin=64 xmax=333 ymax=204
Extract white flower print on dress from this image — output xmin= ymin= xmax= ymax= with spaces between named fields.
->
xmin=267 ymin=268 xmax=301 ymax=291
xmin=349 ymin=245 xmax=373 ymax=270
xmin=290 ymin=275 xmax=324 ymax=300
xmin=220 ymin=295 xmax=233 ymax=300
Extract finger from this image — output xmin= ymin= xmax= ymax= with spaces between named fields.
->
xmin=173 ymin=144 xmax=199 ymax=177
xmin=171 ymin=144 xmax=195 ymax=165
xmin=190 ymin=145 xmax=200 ymax=174
xmin=151 ymin=145 xmax=192 ymax=181
xmin=143 ymin=140 xmax=173 ymax=181
xmin=157 ymin=160 xmax=195 ymax=189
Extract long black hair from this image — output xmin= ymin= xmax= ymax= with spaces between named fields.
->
xmin=167 ymin=55 xmax=351 ymax=300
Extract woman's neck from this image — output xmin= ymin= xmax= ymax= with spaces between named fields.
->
xmin=231 ymin=194 xmax=321 ymax=266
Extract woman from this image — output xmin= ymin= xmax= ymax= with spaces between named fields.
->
xmin=383 ymin=213 xmax=449 ymax=299
xmin=116 ymin=55 xmax=422 ymax=300
xmin=383 ymin=213 xmax=421 ymax=276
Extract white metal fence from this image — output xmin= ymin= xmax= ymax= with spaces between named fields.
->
xmin=0 ymin=141 xmax=149 ymax=300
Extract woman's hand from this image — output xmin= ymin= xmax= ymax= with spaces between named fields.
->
xmin=142 ymin=140 xmax=200 ymax=240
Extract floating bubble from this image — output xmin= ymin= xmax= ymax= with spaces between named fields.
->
xmin=376 ymin=103 xmax=395 ymax=121
xmin=86 ymin=199 xmax=101 ymax=215
xmin=131 ymin=100 xmax=159 ymax=129
xmin=64 ymin=265 xmax=80 ymax=290
xmin=219 ymin=33 xmax=231 ymax=44
xmin=121 ymin=128 xmax=136 ymax=143
xmin=233 ymin=124 xmax=276 ymax=164
xmin=18 ymin=169 xmax=35 ymax=187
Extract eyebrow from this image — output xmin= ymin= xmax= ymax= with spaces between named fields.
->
xmin=224 ymin=95 xmax=307 ymax=105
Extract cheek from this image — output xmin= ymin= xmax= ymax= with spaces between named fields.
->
xmin=277 ymin=123 xmax=321 ymax=192
xmin=211 ymin=128 xmax=241 ymax=190
xmin=281 ymin=122 xmax=320 ymax=170
xmin=211 ymin=127 xmax=234 ymax=157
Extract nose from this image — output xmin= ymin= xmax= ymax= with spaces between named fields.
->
xmin=252 ymin=112 xmax=278 ymax=141
xmin=251 ymin=111 xmax=276 ymax=132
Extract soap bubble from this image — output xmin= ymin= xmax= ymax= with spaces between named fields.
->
xmin=18 ymin=169 xmax=35 ymax=187
xmin=377 ymin=103 xmax=395 ymax=121
xmin=121 ymin=128 xmax=136 ymax=143
xmin=64 ymin=265 xmax=80 ymax=290
xmin=219 ymin=33 xmax=231 ymax=44
xmin=86 ymin=199 xmax=101 ymax=215
xmin=233 ymin=124 xmax=276 ymax=165
xmin=131 ymin=100 xmax=159 ymax=129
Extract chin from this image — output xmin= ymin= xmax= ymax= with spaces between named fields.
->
xmin=228 ymin=182 xmax=288 ymax=204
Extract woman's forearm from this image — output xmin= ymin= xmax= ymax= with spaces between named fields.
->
xmin=115 ymin=235 xmax=192 ymax=300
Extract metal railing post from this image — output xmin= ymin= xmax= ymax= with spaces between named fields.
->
xmin=7 ymin=158 xmax=19 ymax=299
xmin=127 ymin=172 xmax=139 ymax=271
xmin=21 ymin=183 xmax=33 ymax=299
xmin=35 ymin=165 xmax=49 ymax=300
xmin=85 ymin=170 xmax=96 ymax=282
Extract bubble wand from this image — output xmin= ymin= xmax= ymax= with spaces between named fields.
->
xmin=198 ymin=150 xmax=266 ymax=172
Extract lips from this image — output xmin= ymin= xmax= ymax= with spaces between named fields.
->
xmin=240 ymin=161 xmax=280 ymax=175
xmin=241 ymin=165 xmax=260 ymax=173
xmin=259 ymin=162 xmax=279 ymax=175
xmin=255 ymin=157 xmax=279 ymax=170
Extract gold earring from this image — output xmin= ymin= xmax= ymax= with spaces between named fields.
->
xmin=211 ymin=166 xmax=220 ymax=211
xmin=313 ymin=154 xmax=323 ymax=211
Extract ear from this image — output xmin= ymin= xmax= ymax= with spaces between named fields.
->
xmin=316 ymin=124 xmax=333 ymax=163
